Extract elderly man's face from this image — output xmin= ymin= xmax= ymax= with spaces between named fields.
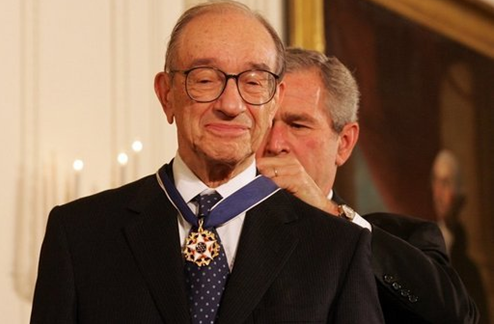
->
xmin=157 ymin=12 xmax=282 ymax=171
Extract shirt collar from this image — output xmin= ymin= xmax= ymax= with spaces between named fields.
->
xmin=172 ymin=154 xmax=257 ymax=203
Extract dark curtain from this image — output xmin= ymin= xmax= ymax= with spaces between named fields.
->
xmin=325 ymin=0 xmax=452 ymax=219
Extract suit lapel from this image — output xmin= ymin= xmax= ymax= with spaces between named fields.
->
xmin=219 ymin=191 xmax=299 ymax=323
xmin=123 ymin=177 xmax=190 ymax=323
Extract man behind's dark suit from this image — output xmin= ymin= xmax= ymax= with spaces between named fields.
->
xmin=365 ymin=212 xmax=479 ymax=324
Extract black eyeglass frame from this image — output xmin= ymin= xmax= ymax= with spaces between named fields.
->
xmin=169 ymin=66 xmax=280 ymax=106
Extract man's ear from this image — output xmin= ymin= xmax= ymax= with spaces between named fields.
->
xmin=335 ymin=122 xmax=359 ymax=166
xmin=154 ymin=72 xmax=174 ymax=124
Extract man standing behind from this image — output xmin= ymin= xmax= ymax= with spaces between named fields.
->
xmin=31 ymin=3 xmax=383 ymax=323
xmin=257 ymin=47 xmax=479 ymax=324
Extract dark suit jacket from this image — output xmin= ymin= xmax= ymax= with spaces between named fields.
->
xmin=364 ymin=212 xmax=479 ymax=324
xmin=31 ymin=173 xmax=384 ymax=323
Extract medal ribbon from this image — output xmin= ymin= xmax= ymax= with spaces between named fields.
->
xmin=156 ymin=163 xmax=280 ymax=229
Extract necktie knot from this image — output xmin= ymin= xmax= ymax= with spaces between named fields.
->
xmin=195 ymin=192 xmax=222 ymax=219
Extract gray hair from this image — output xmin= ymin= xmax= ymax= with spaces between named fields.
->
xmin=164 ymin=1 xmax=285 ymax=78
xmin=285 ymin=47 xmax=359 ymax=133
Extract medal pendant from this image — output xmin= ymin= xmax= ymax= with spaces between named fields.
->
xmin=184 ymin=220 xmax=220 ymax=267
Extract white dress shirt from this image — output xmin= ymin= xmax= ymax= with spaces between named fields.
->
xmin=172 ymin=154 xmax=257 ymax=270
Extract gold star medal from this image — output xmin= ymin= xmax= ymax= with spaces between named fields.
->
xmin=184 ymin=219 xmax=220 ymax=267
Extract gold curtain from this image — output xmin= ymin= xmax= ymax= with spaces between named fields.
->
xmin=287 ymin=0 xmax=325 ymax=52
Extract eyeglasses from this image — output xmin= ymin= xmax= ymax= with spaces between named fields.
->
xmin=169 ymin=67 xmax=280 ymax=106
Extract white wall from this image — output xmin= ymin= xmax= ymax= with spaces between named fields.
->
xmin=0 ymin=0 xmax=284 ymax=322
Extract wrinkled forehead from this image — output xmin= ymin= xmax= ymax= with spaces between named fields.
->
xmin=175 ymin=11 xmax=278 ymax=72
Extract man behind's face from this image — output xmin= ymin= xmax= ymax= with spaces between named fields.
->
xmin=259 ymin=69 xmax=341 ymax=195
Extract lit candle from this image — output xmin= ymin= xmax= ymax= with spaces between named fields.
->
xmin=73 ymin=159 xmax=84 ymax=198
xmin=131 ymin=140 xmax=143 ymax=180
xmin=117 ymin=153 xmax=128 ymax=185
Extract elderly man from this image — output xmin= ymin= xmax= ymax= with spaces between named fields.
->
xmin=257 ymin=47 xmax=479 ymax=324
xmin=31 ymin=3 xmax=383 ymax=323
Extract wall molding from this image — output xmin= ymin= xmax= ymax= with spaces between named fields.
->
xmin=365 ymin=0 xmax=494 ymax=60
